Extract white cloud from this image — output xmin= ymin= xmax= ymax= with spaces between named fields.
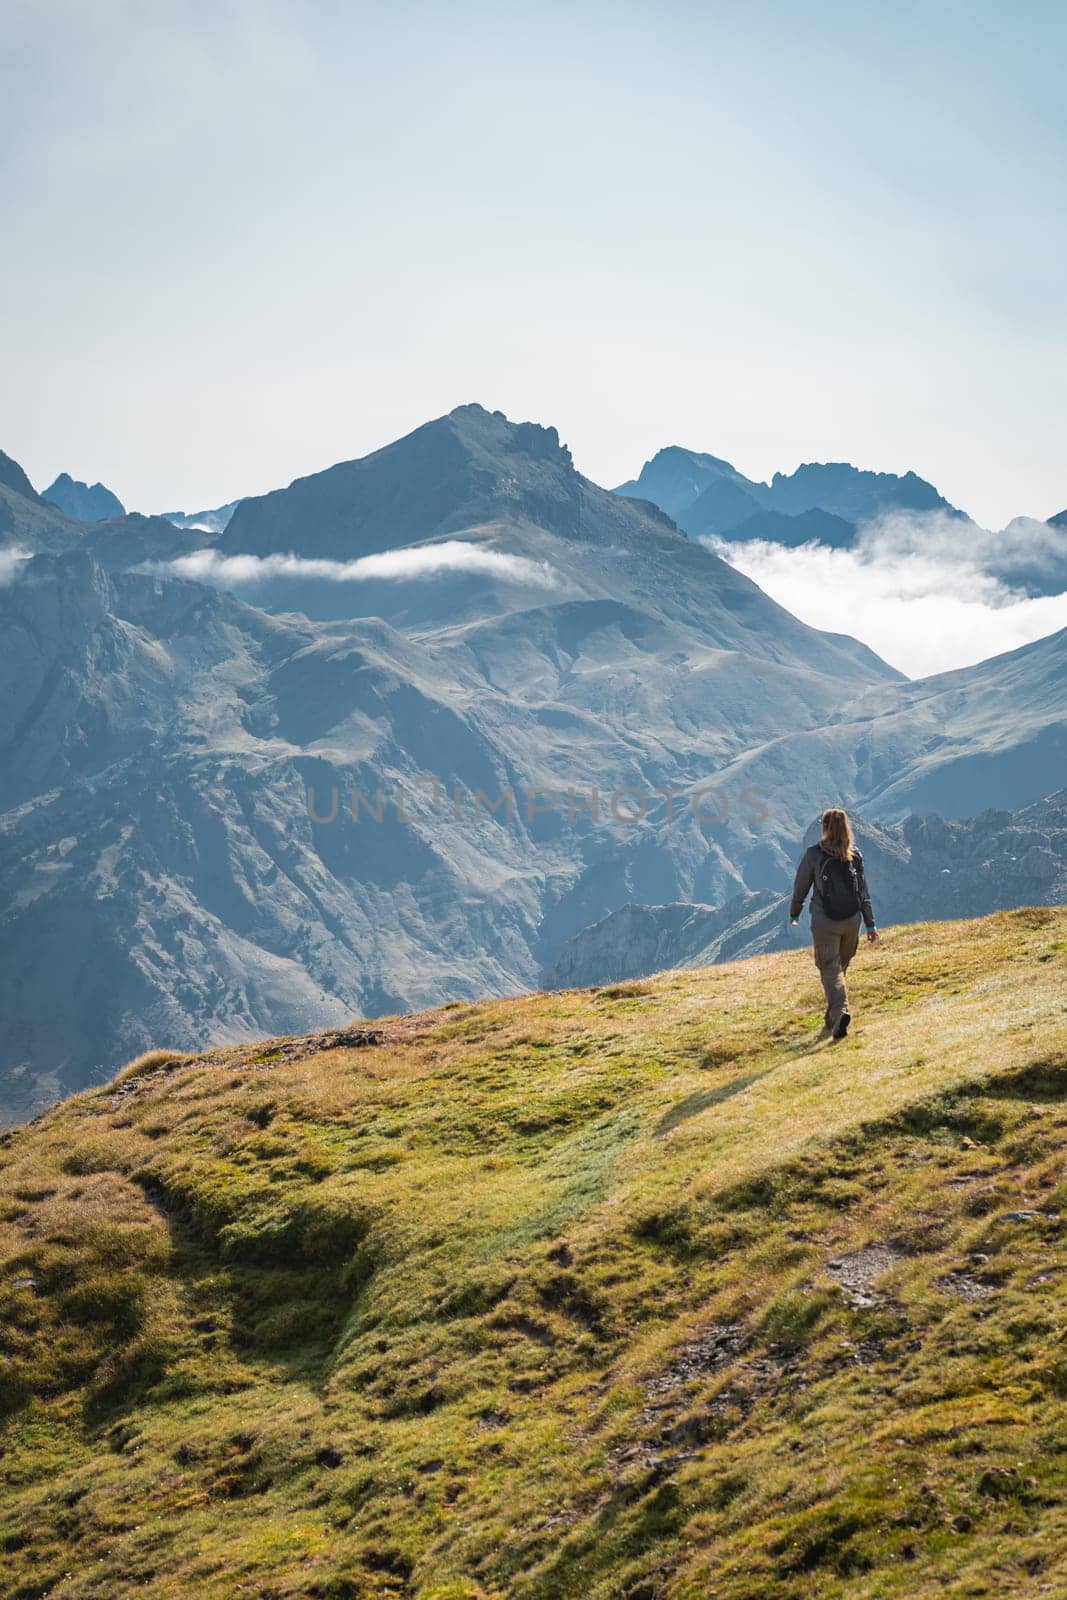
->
xmin=157 ymin=541 xmax=562 ymax=589
xmin=705 ymin=511 xmax=1067 ymax=678
xmin=0 ymin=548 xmax=31 ymax=585
xmin=859 ymin=508 xmax=1067 ymax=585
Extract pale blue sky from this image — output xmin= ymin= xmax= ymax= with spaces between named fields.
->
xmin=2 ymin=0 xmax=1065 ymax=525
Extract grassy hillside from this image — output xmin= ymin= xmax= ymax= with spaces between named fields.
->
xmin=1 ymin=910 xmax=1065 ymax=1600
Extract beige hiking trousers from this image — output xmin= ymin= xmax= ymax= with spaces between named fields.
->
xmin=812 ymin=917 xmax=860 ymax=1029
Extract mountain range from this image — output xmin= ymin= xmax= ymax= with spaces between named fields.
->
xmin=614 ymin=446 xmax=1067 ymax=598
xmin=613 ymin=445 xmax=964 ymax=543
xmin=0 ymin=405 xmax=1065 ymax=1124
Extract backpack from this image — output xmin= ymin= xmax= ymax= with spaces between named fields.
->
xmin=817 ymin=849 xmax=861 ymax=920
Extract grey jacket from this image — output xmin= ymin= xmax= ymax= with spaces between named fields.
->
xmin=790 ymin=843 xmax=875 ymax=928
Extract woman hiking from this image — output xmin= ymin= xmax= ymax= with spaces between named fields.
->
xmin=790 ymin=808 xmax=878 ymax=1039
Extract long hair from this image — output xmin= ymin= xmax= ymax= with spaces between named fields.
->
xmin=820 ymin=807 xmax=854 ymax=861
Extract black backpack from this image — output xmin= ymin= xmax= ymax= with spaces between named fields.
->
xmin=817 ymin=850 xmax=861 ymax=920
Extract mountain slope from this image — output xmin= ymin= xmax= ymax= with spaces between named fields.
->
xmin=81 ymin=511 xmax=215 ymax=569
xmin=0 ymin=909 xmax=1064 ymax=1600
xmin=545 ymin=888 xmax=786 ymax=987
xmin=0 ymin=529 xmax=899 ymax=1123
xmin=703 ymin=624 xmax=1067 ymax=841
xmin=554 ymin=624 xmax=1067 ymax=915
xmin=43 ymin=472 xmax=126 ymax=521
xmin=0 ymin=449 xmax=41 ymax=502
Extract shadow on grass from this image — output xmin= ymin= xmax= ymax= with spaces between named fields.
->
xmin=657 ymin=1024 xmax=844 ymax=1137
xmin=655 ymin=1071 xmax=774 ymax=1137
xmin=82 ymin=1189 xmax=367 ymax=1432
xmin=979 ymin=1054 xmax=1066 ymax=1104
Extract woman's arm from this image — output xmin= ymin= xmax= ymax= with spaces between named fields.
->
xmin=855 ymin=853 xmax=877 ymax=932
xmin=789 ymin=850 xmax=814 ymax=922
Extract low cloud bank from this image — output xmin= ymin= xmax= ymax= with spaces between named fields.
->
xmin=160 ymin=542 xmax=561 ymax=589
xmin=705 ymin=511 xmax=1067 ymax=678
xmin=0 ymin=547 xmax=30 ymax=585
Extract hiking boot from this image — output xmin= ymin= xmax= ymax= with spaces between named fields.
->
xmin=832 ymin=1011 xmax=851 ymax=1041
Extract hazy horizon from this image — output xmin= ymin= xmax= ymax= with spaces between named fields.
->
xmin=3 ymin=1 xmax=1066 ymax=526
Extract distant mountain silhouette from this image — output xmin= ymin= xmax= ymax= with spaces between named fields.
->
xmin=615 ymin=445 xmax=962 ymax=538
xmin=613 ymin=446 xmax=755 ymax=522
xmin=763 ymin=461 xmax=958 ymax=522
xmin=43 ymin=472 xmax=125 ymax=522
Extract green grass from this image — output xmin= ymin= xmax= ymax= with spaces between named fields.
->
xmin=0 ymin=908 xmax=1065 ymax=1599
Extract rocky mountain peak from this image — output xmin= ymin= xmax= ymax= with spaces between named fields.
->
xmin=42 ymin=472 xmax=126 ymax=522
xmin=766 ymin=460 xmax=957 ymax=520
xmin=218 ymin=403 xmax=582 ymax=560
xmin=445 ymin=403 xmax=572 ymax=467
xmin=614 ymin=445 xmax=749 ymax=522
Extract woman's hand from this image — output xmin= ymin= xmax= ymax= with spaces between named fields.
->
xmin=867 ymin=928 xmax=880 ymax=945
